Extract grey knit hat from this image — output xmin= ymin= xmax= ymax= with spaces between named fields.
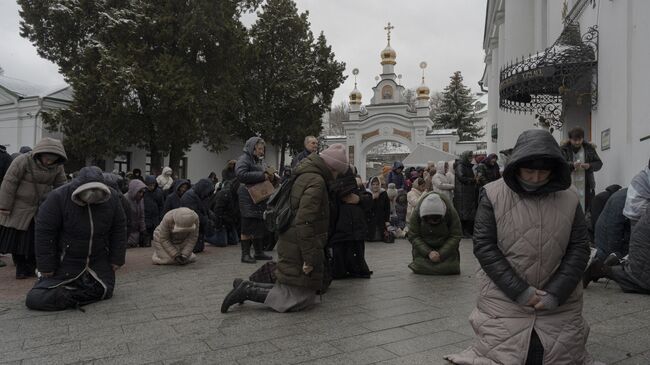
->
xmin=419 ymin=193 xmax=447 ymax=217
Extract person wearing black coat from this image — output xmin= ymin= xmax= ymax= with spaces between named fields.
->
xmin=221 ymin=160 xmax=237 ymax=182
xmin=103 ymin=173 xmax=132 ymax=235
xmin=560 ymin=127 xmax=603 ymax=212
xmin=366 ymin=176 xmax=391 ymax=242
xmin=587 ymin=184 xmax=622 ymax=240
xmin=25 ymin=167 xmax=127 ymax=311
xmin=206 ymin=178 xmax=240 ymax=247
xmin=453 ymin=151 xmax=478 ymax=237
xmin=0 ymin=145 xmax=12 ymax=185
xmin=329 ymin=169 xmax=373 ymax=279
xmin=0 ymin=145 xmax=11 ymax=267
xmin=180 ymin=178 xmax=214 ymax=253
xmin=143 ymin=175 xmax=165 ymax=246
xmin=163 ymin=179 xmax=190 ymax=215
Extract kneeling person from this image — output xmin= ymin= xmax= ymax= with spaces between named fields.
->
xmin=407 ymin=192 xmax=462 ymax=275
xmin=26 ymin=167 xmax=126 ymax=311
xmin=152 ymin=208 xmax=199 ymax=265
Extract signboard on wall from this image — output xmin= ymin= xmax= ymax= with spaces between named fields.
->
xmin=601 ymin=129 xmax=610 ymax=151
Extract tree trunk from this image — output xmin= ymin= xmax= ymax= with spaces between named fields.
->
xmin=280 ymin=144 xmax=286 ymax=172
xmin=149 ymin=143 xmax=163 ymax=176
xmin=168 ymin=145 xmax=184 ymax=179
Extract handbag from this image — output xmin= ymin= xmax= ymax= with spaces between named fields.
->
xmin=247 ymin=180 xmax=276 ymax=204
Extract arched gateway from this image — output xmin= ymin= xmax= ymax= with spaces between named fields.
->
xmin=324 ymin=23 xmax=460 ymax=181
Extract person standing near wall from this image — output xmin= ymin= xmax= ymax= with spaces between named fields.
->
xmin=561 ymin=127 xmax=603 ymax=212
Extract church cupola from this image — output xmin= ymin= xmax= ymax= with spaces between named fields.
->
xmin=380 ymin=22 xmax=397 ymax=74
xmin=416 ymin=61 xmax=430 ymax=116
xmin=349 ymin=68 xmax=362 ymax=116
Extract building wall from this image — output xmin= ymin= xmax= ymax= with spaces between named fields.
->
xmin=484 ymin=0 xmax=650 ymax=191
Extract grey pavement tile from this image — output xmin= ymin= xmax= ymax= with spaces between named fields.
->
xmin=609 ymin=326 xmax=650 ymax=354
xmin=612 ymin=352 xmax=650 ymax=365
xmin=402 ymin=316 xmax=470 ymax=336
xmin=92 ymin=339 xmax=210 ymax=365
xmin=21 ymin=343 xmax=129 ymax=365
xmin=205 ymin=324 xmax=304 ymax=350
xmin=329 ymin=328 xmax=418 ymax=352
xmin=590 ymin=316 xmax=650 ymax=337
xmin=361 ymin=309 xmax=447 ymax=331
xmin=163 ymin=342 xmax=279 ymax=365
xmin=374 ymin=344 xmax=459 ymax=365
xmin=587 ymin=342 xmax=633 ymax=364
xmin=0 ymin=340 xmax=79 ymax=363
xmin=270 ymin=324 xmax=371 ymax=350
xmin=236 ymin=342 xmax=341 ymax=365
xmin=380 ymin=330 xmax=470 ymax=356
xmin=306 ymin=346 xmax=397 ymax=365
xmin=0 ymin=339 xmax=23 ymax=353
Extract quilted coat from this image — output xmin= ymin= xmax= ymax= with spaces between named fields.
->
xmin=446 ymin=129 xmax=594 ymax=365
xmin=0 ymin=138 xmax=67 ymax=230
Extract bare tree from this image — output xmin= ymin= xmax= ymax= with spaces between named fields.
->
xmin=325 ymin=101 xmax=349 ymax=135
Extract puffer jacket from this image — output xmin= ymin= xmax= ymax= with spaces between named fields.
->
xmin=32 ymin=167 xmax=126 ymax=299
xmin=236 ymin=137 xmax=268 ymax=219
xmin=103 ymin=173 xmax=131 ymax=231
xmin=407 ymin=192 xmax=462 ymax=275
xmin=446 ymin=129 xmax=593 ymax=365
xmin=625 ymin=205 xmax=650 ymax=289
xmin=152 ymin=208 xmax=199 ymax=265
xmin=124 ymin=179 xmax=146 ymax=234
xmin=623 ymin=166 xmax=650 ymax=222
xmin=432 ymin=161 xmax=454 ymax=200
xmin=452 ymin=151 xmax=477 ymax=221
xmin=143 ymin=176 xmax=165 ymax=230
xmin=156 ymin=167 xmax=174 ymax=192
xmin=0 ymin=137 xmax=67 ymax=230
xmin=163 ymin=179 xmax=190 ymax=214
xmin=180 ymin=178 xmax=214 ymax=234
xmin=275 ymin=154 xmax=333 ymax=291
xmin=594 ymin=188 xmax=630 ymax=259
xmin=386 ymin=161 xmax=405 ymax=190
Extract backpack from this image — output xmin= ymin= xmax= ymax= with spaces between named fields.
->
xmin=263 ymin=175 xmax=297 ymax=233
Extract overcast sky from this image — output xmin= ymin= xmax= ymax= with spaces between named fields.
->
xmin=0 ymin=0 xmax=487 ymax=105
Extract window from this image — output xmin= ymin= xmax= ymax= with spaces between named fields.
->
xmin=442 ymin=142 xmax=449 ymax=153
xmin=113 ymin=152 xmax=131 ymax=173
xmin=145 ymin=154 xmax=151 ymax=175
xmin=381 ymin=85 xmax=393 ymax=100
xmin=178 ymin=157 xmax=188 ymax=179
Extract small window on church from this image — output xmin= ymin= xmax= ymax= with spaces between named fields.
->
xmin=382 ymin=85 xmax=393 ymax=100
xmin=442 ymin=142 xmax=449 ymax=152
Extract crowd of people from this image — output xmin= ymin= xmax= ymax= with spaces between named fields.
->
xmin=1 ymin=127 xmax=648 ymax=364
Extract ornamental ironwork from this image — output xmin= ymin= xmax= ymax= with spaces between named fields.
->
xmin=499 ymin=23 xmax=598 ymax=129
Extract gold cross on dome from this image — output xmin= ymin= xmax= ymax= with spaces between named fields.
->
xmin=384 ymin=22 xmax=394 ymax=45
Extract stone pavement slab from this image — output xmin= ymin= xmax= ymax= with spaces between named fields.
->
xmin=1 ymin=239 xmax=650 ymax=364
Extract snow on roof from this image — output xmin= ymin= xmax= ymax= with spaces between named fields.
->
xmin=0 ymin=75 xmax=70 ymax=100
xmin=322 ymin=135 xmax=347 ymax=139
xmin=46 ymin=86 xmax=74 ymax=101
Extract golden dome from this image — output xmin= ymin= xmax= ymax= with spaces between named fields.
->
xmin=381 ymin=45 xmax=396 ymax=65
xmin=416 ymin=83 xmax=430 ymax=100
xmin=349 ymin=87 xmax=362 ymax=104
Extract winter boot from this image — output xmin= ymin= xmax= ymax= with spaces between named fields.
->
xmin=240 ymin=240 xmax=256 ymax=264
xmin=253 ymin=239 xmax=272 ymax=260
xmin=221 ymin=281 xmax=270 ymax=313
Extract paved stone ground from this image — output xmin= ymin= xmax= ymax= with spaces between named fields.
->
xmin=1 ymin=239 xmax=650 ymax=364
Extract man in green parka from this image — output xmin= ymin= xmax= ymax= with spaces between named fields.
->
xmin=408 ymin=192 xmax=462 ymax=275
